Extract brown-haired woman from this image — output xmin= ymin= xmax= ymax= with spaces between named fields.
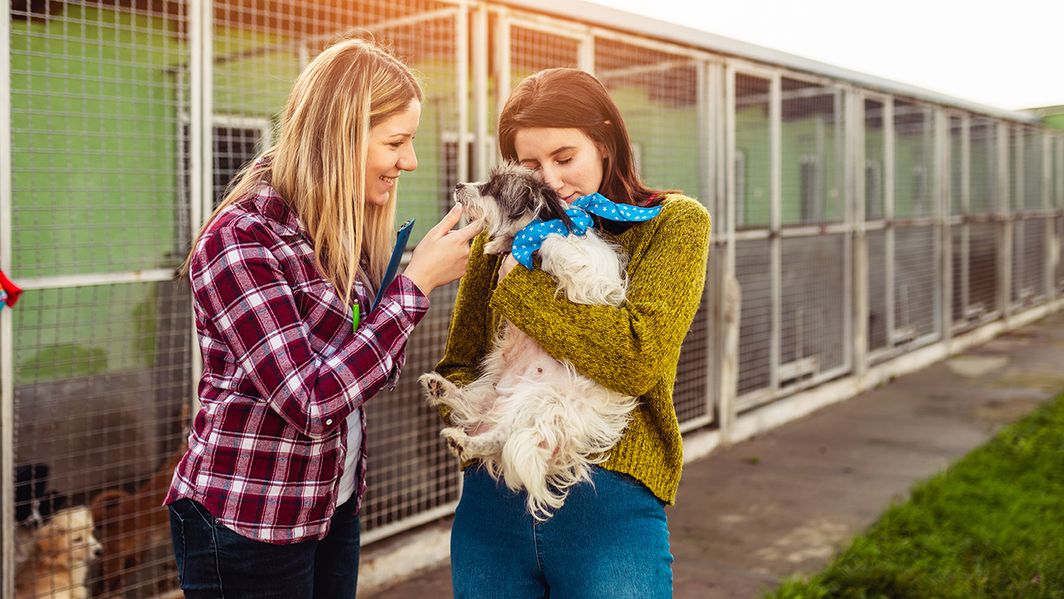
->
xmin=435 ymin=67 xmax=711 ymax=597
xmin=165 ymin=38 xmax=480 ymax=598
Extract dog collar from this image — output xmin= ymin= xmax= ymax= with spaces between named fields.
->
xmin=511 ymin=193 xmax=663 ymax=270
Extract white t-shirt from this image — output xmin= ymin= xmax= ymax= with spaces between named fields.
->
xmin=335 ymin=407 xmax=363 ymax=505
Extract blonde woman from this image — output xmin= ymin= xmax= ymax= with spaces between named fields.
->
xmin=164 ymin=39 xmax=479 ymax=598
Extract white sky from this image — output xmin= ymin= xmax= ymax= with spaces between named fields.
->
xmin=590 ymin=0 xmax=1064 ymax=111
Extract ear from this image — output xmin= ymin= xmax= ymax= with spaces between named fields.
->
xmin=596 ymin=142 xmax=609 ymax=161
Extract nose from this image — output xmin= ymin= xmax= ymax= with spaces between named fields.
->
xmin=398 ymin=144 xmax=417 ymax=172
xmin=538 ymin=165 xmax=562 ymax=191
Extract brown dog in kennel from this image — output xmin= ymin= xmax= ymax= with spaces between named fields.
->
xmin=14 ymin=505 xmax=103 ymax=599
xmin=89 ymin=447 xmax=185 ymax=595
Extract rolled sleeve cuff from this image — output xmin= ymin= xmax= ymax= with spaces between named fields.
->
xmin=393 ymin=272 xmax=430 ymax=316
xmin=382 ymin=273 xmax=429 ymax=390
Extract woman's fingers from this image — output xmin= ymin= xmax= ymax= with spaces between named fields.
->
xmin=427 ymin=204 xmax=463 ymax=238
xmin=452 ymin=218 xmax=484 ymax=242
xmin=404 ymin=206 xmax=481 ymax=295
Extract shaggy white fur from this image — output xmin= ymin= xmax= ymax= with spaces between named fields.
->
xmin=421 ymin=164 xmax=638 ymax=519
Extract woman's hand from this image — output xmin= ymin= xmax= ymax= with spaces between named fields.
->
xmin=498 ymin=254 xmax=518 ymax=279
xmin=404 ymin=205 xmax=482 ymax=295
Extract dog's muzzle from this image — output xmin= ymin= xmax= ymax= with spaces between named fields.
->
xmin=453 ymin=183 xmax=484 ymax=221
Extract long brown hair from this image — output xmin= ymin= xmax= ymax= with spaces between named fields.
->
xmin=498 ymin=68 xmax=671 ymax=207
xmin=182 ymin=38 xmax=422 ymax=306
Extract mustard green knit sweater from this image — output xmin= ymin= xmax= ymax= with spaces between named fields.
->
xmin=435 ymin=194 xmax=711 ymax=505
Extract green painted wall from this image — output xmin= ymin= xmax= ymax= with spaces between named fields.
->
xmin=11 ymin=7 xmax=183 ymax=278
xmin=11 ymin=7 xmax=185 ymax=380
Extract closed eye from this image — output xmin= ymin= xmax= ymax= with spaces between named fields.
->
xmin=387 ymin=135 xmax=414 ymax=149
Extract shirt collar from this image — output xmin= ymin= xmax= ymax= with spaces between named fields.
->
xmin=246 ymin=184 xmax=306 ymax=239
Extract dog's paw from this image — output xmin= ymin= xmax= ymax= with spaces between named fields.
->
xmin=440 ymin=427 xmax=468 ymax=460
xmin=419 ymin=373 xmax=455 ymax=405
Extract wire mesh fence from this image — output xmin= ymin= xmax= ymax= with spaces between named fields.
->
xmin=780 ymin=234 xmax=848 ymax=385
xmin=1013 ymin=217 xmax=1047 ymax=306
xmin=894 ymin=226 xmax=938 ymax=343
xmin=735 ymin=237 xmax=772 ymax=401
xmin=3 ymin=1 xmax=1064 ymax=597
xmin=780 ymin=77 xmax=843 ymax=226
xmin=1058 ymin=216 xmax=1064 ymax=291
xmin=594 ymin=34 xmax=711 ymax=425
xmin=8 ymin=2 xmax=192 ymax=596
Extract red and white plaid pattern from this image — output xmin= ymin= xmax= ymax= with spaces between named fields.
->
xmin=165 ymin=185 xmax=428 ymax=543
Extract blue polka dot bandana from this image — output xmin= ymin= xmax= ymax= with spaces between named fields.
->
xmin=511 ymin=193 xmax=663 ymax=270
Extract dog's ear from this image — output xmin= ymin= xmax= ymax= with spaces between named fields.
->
xmin=527 ymin=176 xmax=573 ymax=230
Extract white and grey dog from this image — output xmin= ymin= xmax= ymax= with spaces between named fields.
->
xmin=419 ymin=163 xmax=639 ymax=519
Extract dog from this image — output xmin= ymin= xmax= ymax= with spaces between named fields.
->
xmin=14 ymin=506 xmax=102 ymax=599
xmin=89 ymin=441 xmax=187 ymax=595
xmin=89 ymin=401 xmax=190 ymax=596
xmin=420 ymin=163 xmax=640 ymax=519
xmin=14 ymin=464 xmax=69 ymax=575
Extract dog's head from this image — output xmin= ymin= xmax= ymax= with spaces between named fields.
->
xmin=35 ymin=506 xmax=103 ymax=566
xmin=453 ymin=163 xmax=571 ymax=254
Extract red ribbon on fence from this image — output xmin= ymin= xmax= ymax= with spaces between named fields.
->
xmin=0 ymin=269 xmax=23 ymax=308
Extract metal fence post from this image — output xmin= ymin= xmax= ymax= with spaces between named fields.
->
xmin=850 ymin=91 xmax=869 ymax=376
xmin=473 ymin=3 xmax=489 ymax=181
xmin=769 ymin=73 xmax=781 ymax=392
xmin=456 ymin=0 xmax=470 ymax=186
xmin=1 ymin=0 xmax=14 ymax=595
xmin=1044 ymin=132 xmax=1054 ymax=298
xmin=937 ymin=109 xmax=952 ymax=342
xmin=997 ymin=121 xmax=1012 ymax=319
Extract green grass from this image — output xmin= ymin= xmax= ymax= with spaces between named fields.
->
xmin=766 ymin=393 xmax=1064 ymax=599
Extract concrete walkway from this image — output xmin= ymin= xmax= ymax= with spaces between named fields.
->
xmin=364 ymin=310 xmax=1064 ymax=598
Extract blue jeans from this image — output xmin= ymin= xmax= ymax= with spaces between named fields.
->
xmin=168 ymin=497 xmax=360 ymax=598
xmin=451 ymin=466 xmax=673 ymax=598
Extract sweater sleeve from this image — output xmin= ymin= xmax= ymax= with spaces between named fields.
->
xmin=489 ymin=197 xmax=711 ymax=397
xmin=434 ymin=232 xmax=500 ymax=386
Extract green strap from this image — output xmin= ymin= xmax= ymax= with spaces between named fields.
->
xmin=352 ymin=302 xmax=361 ymax=333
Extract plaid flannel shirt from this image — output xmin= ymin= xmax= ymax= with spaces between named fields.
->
xmin=164 ymin=185 xmax=429 ymax=543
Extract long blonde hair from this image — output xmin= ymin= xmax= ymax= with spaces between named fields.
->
xmin=182 ymin=38 xmax=422 ymax=306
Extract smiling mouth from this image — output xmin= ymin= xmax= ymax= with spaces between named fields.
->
xmin=561 ymin=192 xmax=578 ymax=203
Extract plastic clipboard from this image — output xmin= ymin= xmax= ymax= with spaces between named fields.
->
xmin=369 ymin=217 xmax=415 ymax=312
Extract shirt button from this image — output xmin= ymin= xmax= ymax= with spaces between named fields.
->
xmin=325 ymin=418 xmax=333 ymax=425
